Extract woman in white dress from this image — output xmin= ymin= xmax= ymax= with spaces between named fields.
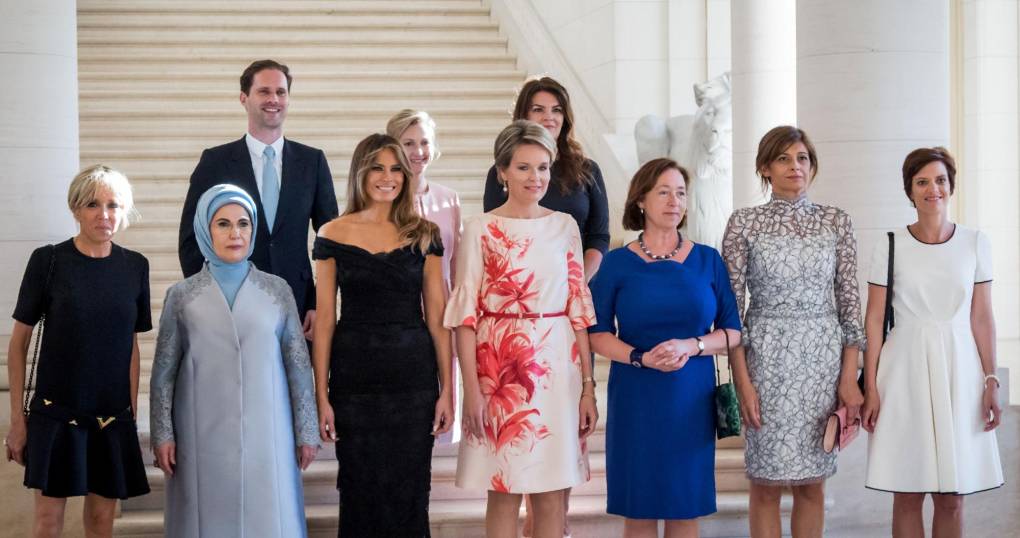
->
xmin=861 ymin=147 xmax=1004 ymax=538
xmin=444 ymin=120 xmax=598 ymax=538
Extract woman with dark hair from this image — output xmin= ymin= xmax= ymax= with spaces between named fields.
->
xmin=312 ymin=134 xmax=454 ymax=536
xmin=5 ymin=165 xmax=150 ymax=537
xmin=589 ymin=158 xmax=740 ymax=537
xmin=862 ymin=147 xmax=1003 ymax=537
xmin=483 ymin=76 xmax=610 ymax=281
xmin=721 ymin=126 xmax=865 ymax=537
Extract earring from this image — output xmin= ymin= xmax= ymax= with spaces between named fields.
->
xmin=639 ymin=207 xmax=644 ymax=215
xmin=501 ymin=181 xmax=508 ymax=193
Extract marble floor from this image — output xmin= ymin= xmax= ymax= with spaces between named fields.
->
xmin=1 ymin=407 xmax=1016 ymax=537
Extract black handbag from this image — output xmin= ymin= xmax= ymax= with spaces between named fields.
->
xmin=858 ymin=232 xmax=894 ymax=391
xmin=714 ymin=329 xmax=742 ymax=439
xmin=23 ymin=245 xmax=56 ymax=416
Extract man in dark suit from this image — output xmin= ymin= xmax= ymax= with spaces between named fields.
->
xmin=179 ymin=59 xmax=338 ymax=338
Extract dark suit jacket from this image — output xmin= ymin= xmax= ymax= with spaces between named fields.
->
xmin=179 ymin=136 xmax=338 ymax=316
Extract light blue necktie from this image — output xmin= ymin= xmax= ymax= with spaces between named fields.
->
xmin=262 ymin=145 xmax=279 ymax=231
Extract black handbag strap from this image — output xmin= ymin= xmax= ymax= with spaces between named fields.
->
xmin=23 ymin=245 xmax=56 ymax=415
xmin=881 ymin=231 xmax=895 ymax=343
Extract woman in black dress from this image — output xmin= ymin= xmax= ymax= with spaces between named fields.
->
xmin=4 ymin=165 xmax=151 ymax=537
xmin=482 ymin=76 xmax=610 ymax=537
xmin=312 ymin=134 xmax=454 ymax=536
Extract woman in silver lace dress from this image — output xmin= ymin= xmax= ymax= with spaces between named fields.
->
xmin=721 ymin=126 xmax=865 ymax=538
xmin=150 ymin=185 xmax=319 ymax=537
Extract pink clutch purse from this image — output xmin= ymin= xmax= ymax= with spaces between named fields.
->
xmin=822 ymin=406 xmax=860 ymax=453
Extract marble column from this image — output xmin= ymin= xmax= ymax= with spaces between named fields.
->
xmin=796 ymin=0 xmax=950 ymax=261
xmin=0 ymin=1 xmax=79 ymax=392
xmin=730 ymin=0 xmax=797 ymax=209
xmin=960 ymin=0 xmax=1020 ymax=403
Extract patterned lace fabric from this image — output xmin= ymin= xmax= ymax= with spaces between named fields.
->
xmin=149 ymin=268 xmax=319 ymax=448
xmin=721 ymin=194 xmax=865 ymax=348
xmin=721 ymin=194 xmax=866 ymax=484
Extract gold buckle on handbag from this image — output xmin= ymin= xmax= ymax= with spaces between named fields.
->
xmin=97 ymin=416 xmax=115 ymax=429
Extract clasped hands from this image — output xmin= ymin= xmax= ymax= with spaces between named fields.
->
xmin=641 ymin=338 xmax=699 ymax=372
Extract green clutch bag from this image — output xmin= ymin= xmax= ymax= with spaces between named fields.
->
xmin=714 ymin=329 xmax=742 ymax=439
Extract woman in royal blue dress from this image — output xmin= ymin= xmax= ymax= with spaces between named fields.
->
xmin=588 ymin=158 xmax=741 ymax=538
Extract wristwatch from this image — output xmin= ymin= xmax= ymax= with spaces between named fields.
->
xmin=694 ymin=336 xmax=705 ymax=356
xmin=629 ymin=348 xmax=645 ymax=368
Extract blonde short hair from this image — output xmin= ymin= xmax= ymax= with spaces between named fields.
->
xmin=386 ymin=109 xmax=441 ymax=160
xmin=493 ymin=120 xmax=557 ymax=174
xmin=67 ymin=164 xmax=137 ymax=231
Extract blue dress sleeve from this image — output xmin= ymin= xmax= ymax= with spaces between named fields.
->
xmin=710 ymin=247 xmax=741 ymax=331
xmin=587 ymin=250 xmax=620 ymax=334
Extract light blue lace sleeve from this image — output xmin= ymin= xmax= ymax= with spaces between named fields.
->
xmin=149 ymin=284 xmax=184 ymax=448
xmin=277 ymin=280 xmax=320 ymax=447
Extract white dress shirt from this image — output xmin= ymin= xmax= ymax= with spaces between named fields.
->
xmin=244 ymin=133 xmax=284 ymax=198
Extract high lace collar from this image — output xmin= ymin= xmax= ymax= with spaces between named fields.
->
xmin=768 ymin=192 xmax=810 ymax=208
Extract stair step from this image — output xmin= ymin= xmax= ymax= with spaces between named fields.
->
xmin=114 ymin=492 xmax=778 ymax=538
xmin=79 ymin=31 xmax=506 ymax=47
xmin=79 ymin=1 xmax=491 ymax=16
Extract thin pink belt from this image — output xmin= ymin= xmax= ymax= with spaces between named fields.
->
xmin=480 ymin=310 xmax=566 ymax=320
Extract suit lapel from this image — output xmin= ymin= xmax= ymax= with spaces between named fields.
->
xmin=229 ymin=136 xmax=269 ymax=238
xmin=275 ymin=138 xmax=306 ymax=235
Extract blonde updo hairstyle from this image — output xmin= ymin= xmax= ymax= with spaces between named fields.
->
xmin=67 ymin=164 xmax=137 ymax=231
xmin=385 ymin=109 xmax=442 ymax=161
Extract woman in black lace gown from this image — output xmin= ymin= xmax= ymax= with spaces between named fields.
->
xmin=312 ymin=134 xmax=454 ymax=536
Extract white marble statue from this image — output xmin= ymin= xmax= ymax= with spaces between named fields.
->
xmin=634 ymin=72 xmax=732 ymax=250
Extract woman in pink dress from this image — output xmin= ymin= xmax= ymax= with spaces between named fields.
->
xmin=388 ymin=109 xmax=463 ymax=443
xmin=444 ymin=120 xmax=598 ymax=538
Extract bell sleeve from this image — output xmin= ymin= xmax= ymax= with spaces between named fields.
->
xmin=565 ymin=220 xmax=596 ymax=330
xmin=444 ymin=216 xmax=484 ymax=330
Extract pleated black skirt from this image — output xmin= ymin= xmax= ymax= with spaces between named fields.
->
xmin=23 ymin=401 xmax=149 ymax=499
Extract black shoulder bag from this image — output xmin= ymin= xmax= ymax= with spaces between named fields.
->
xmin=858 ymin=232 xmax=894 ymax=392
xmin=23 ymin=246 xmax=56 ymax=416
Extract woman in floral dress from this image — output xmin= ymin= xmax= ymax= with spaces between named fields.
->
xmin=721 ymin=126 xmax=866 ymax=538
xmin=444 ymin=120 xmax=598 ymax=538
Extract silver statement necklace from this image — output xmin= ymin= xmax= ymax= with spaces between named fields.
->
xmin=638 ymin=231 xmax=683 ymax=260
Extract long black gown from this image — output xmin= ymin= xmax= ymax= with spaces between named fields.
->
xmin=312 ymin=237 xmax=441 ymax=537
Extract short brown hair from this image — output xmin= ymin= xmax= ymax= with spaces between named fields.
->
xmin=622 ymin=158 xmax=690 ymax=231
xmin=902 ymin=146 xmax=956 ymax=199
xmin=493 ymin=120 xmax=557 ymax=174
xmin=755 ymin=125 xmax=818 ymax=190
xmin=240 ymin=60 xmax=292 ymax=94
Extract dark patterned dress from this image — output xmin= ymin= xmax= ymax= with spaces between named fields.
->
xmin=313 ymin=237 xmax=443 ymax=537
xmin=721 ymin=195 xmax=865 ymax=485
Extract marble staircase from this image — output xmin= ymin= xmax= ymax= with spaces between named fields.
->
xmin=72 ymin=1 xmax=759 ymax=536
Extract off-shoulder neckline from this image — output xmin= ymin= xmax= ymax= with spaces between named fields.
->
xmin=315 ymin=236 xmax=407 ymax=257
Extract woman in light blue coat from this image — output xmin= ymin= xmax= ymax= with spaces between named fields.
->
xmin=150 ymin=184 xmax=319 ymax=537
